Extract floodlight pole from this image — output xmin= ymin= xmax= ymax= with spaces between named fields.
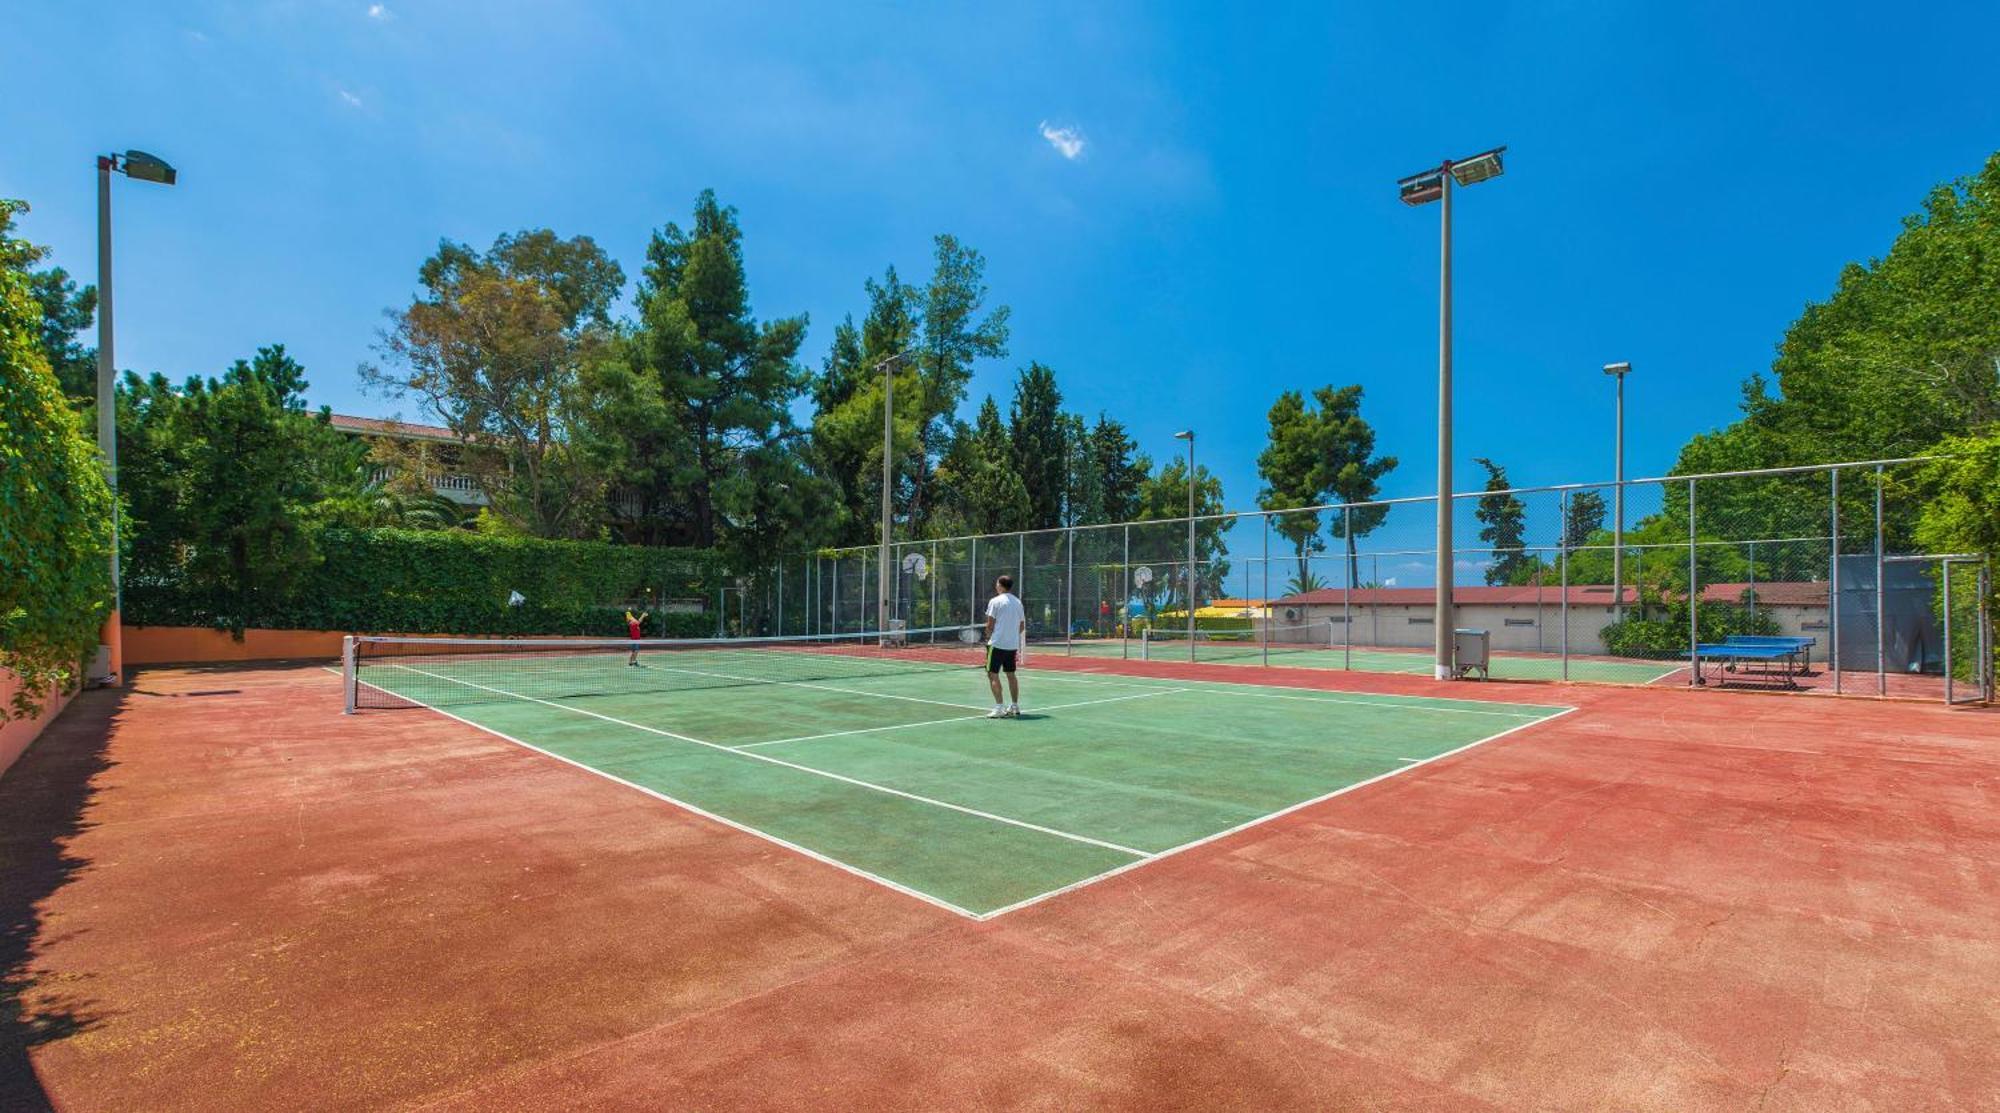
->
xmin=1432 ymin=168 xmax=1454 ymax=680
xmin=1604 ymin=362 xmax=1632 ymax=622
xmin=1399 ymin=145 xmax=1504 ymax=680
xmin=93 ymin=150 xmax=177 ymax=688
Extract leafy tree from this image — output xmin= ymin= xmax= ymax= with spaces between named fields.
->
xmin=1473 ymin=457 xmax=1533 ymax=586
xmin=1009 ymin=363 xmax=1067 ymax=528
xmin=1059 ymin=413 xmax=1104 ymax=527
xmin=1564 ymin=490 xmax=1607 ymax=550
xmin=365 ymin=229 xmax=627 ymax=539
xmin=938 ymin=397 xmax=1030 ymax=534
xmin=1257 ymin=390 xmax=1327 ymax=590
xmin=0 ymin=201 xmax=114 ymax=715
xmin=1091 ymin=415 xmax=1148 ymax=522
xmin=1256 ymin=384 xmax=1396 ymax=590
xmin=621 ymin=192 xmax=812 ymax=549
xmin=1911 ymin=433 xmax=2000 ymax=678
xmin=118 ymin=347 xmax=366 ymax=633
xmin=1667 ymin=152 xmax=2000 ymax=544
xmin=1138 ymin=456 xmax=1230 ymax=610
xmin=28 ymin=266 xmax=97 ymax=403
xmin=811 ymin=240 xmax=1007 ymax=543
xmin=906 ymin=236 xmax=1010 ymax=535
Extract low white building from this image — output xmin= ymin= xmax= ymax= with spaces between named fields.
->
xmin=1269 ymin=582 xmax=1830 ymax=656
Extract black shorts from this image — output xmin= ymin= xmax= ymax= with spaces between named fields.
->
xmin=985 ymin=646 xmax=1018 ymax=674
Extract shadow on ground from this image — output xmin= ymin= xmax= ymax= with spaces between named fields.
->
xmin=0 ymin=687 xmax=120 ymax=1112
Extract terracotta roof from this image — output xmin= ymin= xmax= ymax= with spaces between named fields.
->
xmin=329 ymin=413 xmax=460 ymax=443
xmin=1274 ymin=582 xmax=1828 ymax=608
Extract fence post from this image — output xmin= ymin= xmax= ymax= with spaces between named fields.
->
xmin=1559 ymin=490 xmax=1570 ymax=681
xmin=931 ymin=541 xmax=939 ymax=637
xmin=1343 ymin=505 xmax=1354 ymax=671
xmin=1687 ymin=477 xmax=1699 ymax=686
xmin=1875 ymin=464 xmax=1886 ymax=696
xmin=777 ymin=566 xmax=785 ymax=637
xmin=1831 ymin=468 xmax=1841 ymax=693
xmin=1064 ymin=528 xmax=1075 ymax=654
xmin=968 ymin=537 xmax=978 ymax=625
xmin=1122 ymin=525 xmax=1132 ymax=660
xmin=1261 ymin=512 xmax=1270 ymax=667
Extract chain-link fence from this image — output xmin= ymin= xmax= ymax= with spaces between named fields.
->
xmin=766 ymin=457 xmax=1991 ymax=702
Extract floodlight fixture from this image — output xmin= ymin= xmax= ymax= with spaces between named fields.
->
xmin=117 ymin=149 xmax=178 ymax=186
xmin=1604 ymin=361 xmax=1631 ymax=377
xmin=1398 ymin=171 xmax=1445 ymax=207
xmin=1447 ymin=146 xmax=1506 ymax=187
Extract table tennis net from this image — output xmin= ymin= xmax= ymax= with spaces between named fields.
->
xmin=343 ymin=625 xmax=986 ymax=712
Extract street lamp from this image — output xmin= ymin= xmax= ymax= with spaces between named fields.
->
xmin=94 ymin=149 xmax=178 ymax=687
xmin=876 ymin=352 xmax=907 ymax=641
xmin=1397 ymin=145 xmax=1506 ymax=680
xmin=1603 ymin=362 xmax=1632 ymax=622
xmin=1174 ymin=429 xmax=1195 ymax=658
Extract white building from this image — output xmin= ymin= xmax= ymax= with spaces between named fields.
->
xmin=1270 ymin=582 xmax=1830 ymax=656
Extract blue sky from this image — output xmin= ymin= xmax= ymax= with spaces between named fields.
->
xmin=6 ymin=0 xmax=1999 ymax=534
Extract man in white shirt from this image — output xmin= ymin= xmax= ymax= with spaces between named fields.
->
xmin=982 ymin=574 xmax=1027 ymax=718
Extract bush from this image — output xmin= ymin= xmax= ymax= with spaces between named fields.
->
xmin=1600 ymin=593 xmax=1781 ymax=657
xmin=0 ymin=217 xmax=115 ymax=716
xmin=126 ymin=526 xmax=725 ymax=637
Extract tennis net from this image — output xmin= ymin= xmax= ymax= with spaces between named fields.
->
xmin=1140 ymin=621 xmax=1335 ymax=663
xmin=344 ymin=625 xmax=985 ymax=712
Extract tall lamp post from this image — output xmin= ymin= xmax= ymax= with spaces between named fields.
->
xmin=1174 ymin=430 xmax=1196 ymax=658
xmin=1397 ymin=145 xmax=1506 ymax=680
xmin=876 ymin=352 xmax=907 ymax=640
xmin=1603 ymin=362 xmax=1632 ymax=622
xmin=95 ymin=149 xmax=177 ymax=687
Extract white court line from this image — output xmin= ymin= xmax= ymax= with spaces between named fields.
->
xmin=736 ymin=688 xmax=1185 ymax=750
xmin=386 ymin=664 xmax=1150 ymax=858
xmin=971 ymin=704 xmax=1581 ymax=920
xmin=348 ymin=691 xmax=987 ymax=920
xmin=1022 ymin=666 xmax=1560 ymax=718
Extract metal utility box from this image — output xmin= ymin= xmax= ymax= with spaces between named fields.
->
xmin=1453 ymin=628 xmax=1490 ymax=680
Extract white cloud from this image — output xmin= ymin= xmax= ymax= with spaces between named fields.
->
xmin=366 ymin=3 xmax=393 ymax=19
xmin=338 ymin=88 xmax=364 ymax=108
xmin=1039 ymin=121 xmax=1085 ymax=161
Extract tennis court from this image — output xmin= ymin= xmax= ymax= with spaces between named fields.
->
xmin=347 ymin=630 xmax=1570 ymax=917
xmin=1062 ymin=632 xmax=1680 ymax=685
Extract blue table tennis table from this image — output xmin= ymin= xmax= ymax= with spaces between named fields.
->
xmin=1686 ymin=635 xmax=1817 ymax=689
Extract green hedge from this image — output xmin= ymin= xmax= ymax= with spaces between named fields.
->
xmin=127 ymin=526 xmax=725 ymax=637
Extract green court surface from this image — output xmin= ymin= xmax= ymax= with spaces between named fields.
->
xmin=1063 ymin=639 xmax=1681 ymax=685
xmin=354 ymin=649 xmax=1570 ymax=918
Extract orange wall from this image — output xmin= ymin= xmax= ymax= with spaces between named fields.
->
xmin=124 ymin=626 xmax=349 ymax=665
xmin=0 ymin=670 xmax=75 ymax=778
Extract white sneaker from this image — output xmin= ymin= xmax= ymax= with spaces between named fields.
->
xmin=1006 ymin=705 xmax=1021 ymax=718
xmin=987 ymin=707 xmax=1006 ymax=719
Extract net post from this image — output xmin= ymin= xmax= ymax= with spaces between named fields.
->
xmin=341 ymin=635 xmax=357 ymax=715
xmin=1140 ymin=626 xmax=1151 ymax=662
